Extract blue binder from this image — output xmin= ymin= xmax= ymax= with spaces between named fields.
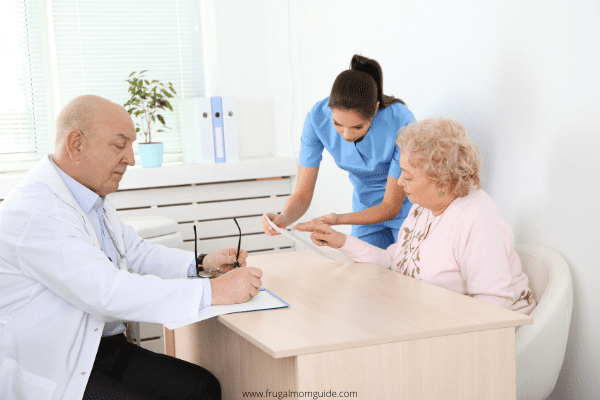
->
xmin=211 ymin=97 xmax=226 ymax=163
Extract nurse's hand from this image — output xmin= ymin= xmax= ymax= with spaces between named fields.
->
xmin=262 ymin=213 xmax=289 ymax=236
xmin=317 ymin=213 xmax=338 ymax=225
xmin=294 ymin=220 xmax=346 ymax=249
xmin=210 ymin=266 xmax=263 ymax=305
xmin=294 ymin=213 xmax=338 ymax=231
xmin=203 ymin=247 xmax=249 ymax=274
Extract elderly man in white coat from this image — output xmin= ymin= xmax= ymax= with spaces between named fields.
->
xmin=0 ymin=95 xmax=263 ymax=400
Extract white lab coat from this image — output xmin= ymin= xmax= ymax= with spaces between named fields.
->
xmin=0 ymin=156 xmax=206 ymax=400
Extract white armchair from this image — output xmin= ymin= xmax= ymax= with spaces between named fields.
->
xmin=515 ymin=244 xmax=573 ymax=400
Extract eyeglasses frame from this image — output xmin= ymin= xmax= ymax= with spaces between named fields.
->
xmin=194 ymin=218 xmax=242 ymax=278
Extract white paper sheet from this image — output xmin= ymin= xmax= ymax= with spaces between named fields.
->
xmin=265 ymin=214 xmax=349 ymax=263
xmin=164 ymin=288 xmax=289 ymax=330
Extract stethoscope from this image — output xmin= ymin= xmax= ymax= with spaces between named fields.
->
xmin=102 ymin=209 xmax=126 ymax=268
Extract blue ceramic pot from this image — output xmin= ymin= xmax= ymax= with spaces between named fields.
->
xmin=138 ymin=142 xmax=164 ymax=168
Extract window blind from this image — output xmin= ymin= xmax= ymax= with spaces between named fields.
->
xmin=51 ymin=0 xmax=206 ymax=159
xmin=0 ymin=0 xmax=52 ymax=168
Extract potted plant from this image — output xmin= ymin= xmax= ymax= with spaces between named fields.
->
xmin=124 ymin=70 xmax=177 ymax=168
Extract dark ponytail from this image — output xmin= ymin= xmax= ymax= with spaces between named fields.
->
xmin=328 ymin=54 xmax=405 ymax=120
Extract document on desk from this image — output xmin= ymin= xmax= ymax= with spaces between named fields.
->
xmin=164 ymin=288 xmax=289 ymax=330
xmin=264 ymin=214 xmax=345 ymax=262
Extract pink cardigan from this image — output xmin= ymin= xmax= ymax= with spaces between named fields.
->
xmin=340 ymin=189 xmax=536 ymax=314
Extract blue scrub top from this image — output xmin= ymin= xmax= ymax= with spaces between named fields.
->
xmin=299 ymin=97 xmax=415 ymax=236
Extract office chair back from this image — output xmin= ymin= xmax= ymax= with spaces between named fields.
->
xmin=515 ymin=244 xmax=573 ymax=400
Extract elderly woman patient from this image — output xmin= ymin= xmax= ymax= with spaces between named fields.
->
xmin=296 ymin=118 xmax=536 ymax=314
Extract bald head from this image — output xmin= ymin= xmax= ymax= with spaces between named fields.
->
xmin=55 ymin=95 xmax=128 ymax=150
xmin=52 ymin=94 xmax=136 ymax=196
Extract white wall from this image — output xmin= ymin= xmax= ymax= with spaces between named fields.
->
xmin=204 ymin=0 xmax=276 ymax=158
xmin=210 ymin=1 xmax=600 ymax=398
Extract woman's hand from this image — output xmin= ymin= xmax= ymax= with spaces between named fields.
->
xmin=294 ymin=220 xmax=346 ymax=249
xmin=262 ymin=213 xmax=289 ymax=236
xmin=203 ymin=247 xmax=249 ymax=275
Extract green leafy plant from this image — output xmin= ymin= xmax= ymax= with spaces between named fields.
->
xmin=124 ymin=70 xmax=177 ymax=143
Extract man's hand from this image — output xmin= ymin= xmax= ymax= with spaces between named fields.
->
xmin=202 ymin=247 xmax=248 ymax=274
xmin=262 ymin=213 xmax=289 ymax=236
xmin=210 ymin=267 xmax=263 ymax=305
xmin=294 ymin=220 xmax=346 ymax=249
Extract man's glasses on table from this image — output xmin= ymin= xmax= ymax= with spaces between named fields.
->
xmin=193 ymin=218 xmax=242 ymax=279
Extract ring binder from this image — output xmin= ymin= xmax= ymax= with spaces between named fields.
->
xmin=179 ymin=97 xmax=240 ymax=164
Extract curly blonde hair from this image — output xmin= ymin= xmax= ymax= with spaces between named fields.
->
xmin=396 ymin=118 xmax=481 ymax=197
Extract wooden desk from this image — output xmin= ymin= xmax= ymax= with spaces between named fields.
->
xmin=169 ymin=251 xmax=533 ymax=400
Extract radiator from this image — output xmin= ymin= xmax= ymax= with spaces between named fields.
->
xmin=107 ymin=176 xmax=296 ymax=254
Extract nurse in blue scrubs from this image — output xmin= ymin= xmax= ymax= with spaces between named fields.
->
xmin=262 ymin=54 xmax=414 ymax=249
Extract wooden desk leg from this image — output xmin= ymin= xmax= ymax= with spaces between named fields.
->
xmin=174 ymin=319 xmax=297 ymax=400
xmin=164 ymin=326 xmax=176 ymax=357
xmin=295 ymin=327 xmax=516 ymax=400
